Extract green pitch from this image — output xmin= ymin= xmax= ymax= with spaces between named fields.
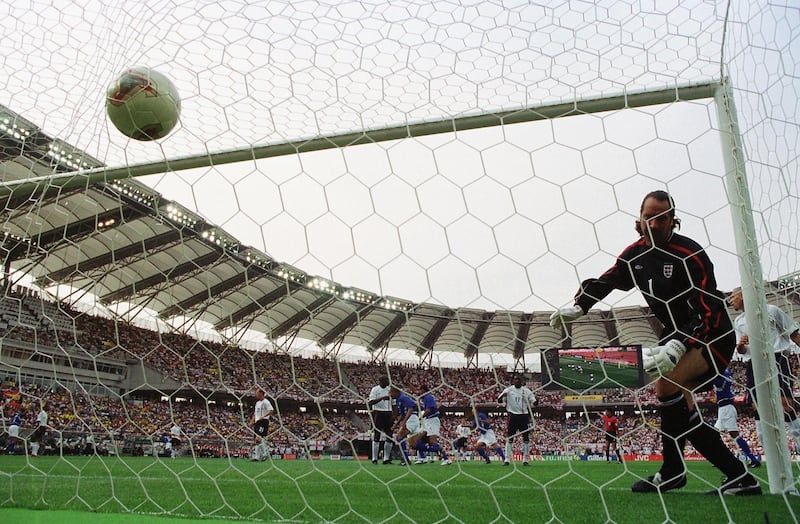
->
xmin=0 ymin=456 xmax=797 ymax=523
xmin=557 ymin=355 xmax=640 ymax=390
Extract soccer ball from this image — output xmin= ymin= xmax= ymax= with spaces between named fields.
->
xmin=106 ymin=67 xmax=181 ymax=141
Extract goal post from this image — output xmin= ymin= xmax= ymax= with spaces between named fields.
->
xmin=716 ymin=78 xmax=795 ymax=494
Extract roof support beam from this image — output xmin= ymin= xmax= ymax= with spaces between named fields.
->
xmin=513 ymin=313 xmax=534 ymax=365
xmin=464 ymin=312 xmax=494 ymax=369
xmin=415 ymin=311 xmax=453 ymax=366
xmin=317 ymin=304 xmax=374 ymax=347
xmin=8 ymin=207 xmax=151 ymax=263
xmin=100 ymin=250 xmax=224 ymax=304
xmin=269 ymin=296 xmax=334 ymax=340
xmin=159 ymin=265 xmax=266 ymax=318
xmin=37 ymin=228 xmax=183 ymax=284
xmin=368 ymin=312 xmax=407 ymax=354
xmin=213 ymin=283 xmax=293 ymax=330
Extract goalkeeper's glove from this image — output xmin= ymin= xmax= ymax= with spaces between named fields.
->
xmin=549 ymin=305 xmax=584 ymax=329
xmin=642 ymin=340 xmax=687 ymax=376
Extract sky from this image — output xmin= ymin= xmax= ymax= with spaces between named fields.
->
xmin=0 ymin=0 xmax=797 ymax=366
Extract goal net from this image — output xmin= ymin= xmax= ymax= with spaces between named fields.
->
xmin=0 ymin=0 xmax=798 ymax=522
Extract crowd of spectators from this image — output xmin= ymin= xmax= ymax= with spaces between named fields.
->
xmin=0 ymin=289 xmax=795 ymax=461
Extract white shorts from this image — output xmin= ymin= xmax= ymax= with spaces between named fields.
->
xmin=477 ymin=429 xmax=498 ymax=447
xmin=8 ymin=425 xmax=20 ymax=439
xmin=421 ymin=416 xmax=441 ymax=437
xmin=405 ymin=414 xmax=421 ymax=435
xmin=714 ymin=404 xmax=738 ymax=432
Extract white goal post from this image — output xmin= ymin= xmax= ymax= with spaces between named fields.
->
xmin=716 ymin=78 xmax=795 ymax=493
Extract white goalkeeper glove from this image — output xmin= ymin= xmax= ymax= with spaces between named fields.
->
xmin=642 ymin=340 xmax=687 ymax=376
xmin=549 ymin=305 xmax=584 ymax=329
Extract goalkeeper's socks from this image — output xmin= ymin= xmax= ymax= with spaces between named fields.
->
xmin=657 ymin=393 xmax=689 ymax=477
xmin=684 ymin=407 xmax=746 ymax=480
xmin=372 ymin=441 xmax=380 ymax=462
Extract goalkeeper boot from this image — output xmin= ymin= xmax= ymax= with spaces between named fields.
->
xmin=631 ymin=471 xmax=686 ymax=493
xmin=706 ymin=474 xmax=762 ymax=496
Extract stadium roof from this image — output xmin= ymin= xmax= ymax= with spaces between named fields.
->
xmin=0 ymin=104 xmax=588 ymax=368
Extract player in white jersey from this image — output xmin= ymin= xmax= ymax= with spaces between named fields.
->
xmin=252 ymin=388 xmax=275 ymax=461
xmin=367 ymin=375 xmax=394 ymax=464
xmin=729 ymin=287 xmax=800 ymax=446
xmin=497 ymin=374 xmax=537 ymax=465
xmin=30 ymin=402 xmax=49 ymax=457
xmin=170 ymin=422 xmax=182 ymax=458
xmin=453 ymin=422 xmax=471 ymax=461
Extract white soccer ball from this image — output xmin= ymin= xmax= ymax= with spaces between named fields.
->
xmin=106 ymin=67 xmax=181 ymax=141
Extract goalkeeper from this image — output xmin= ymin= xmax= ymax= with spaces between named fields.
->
xmin=550 ymin=190 xmax=760 ymax=496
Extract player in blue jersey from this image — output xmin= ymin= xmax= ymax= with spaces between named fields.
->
xmin=5 ymin=409 xmax=24 ymax=454
xmin=713 ymin=368 xmax=760 ymax=468
xmin=551 ymin=190 xmax=760 ymax=496
xmin=414 ymin=386 xmax=452 ymax=465
xmin=390 ymin=385 xmax=421 ymax=465
xmin=470 ymin=409 xmax=506 ymax=464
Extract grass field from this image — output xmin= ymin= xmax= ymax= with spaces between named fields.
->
xmin=1 ymin=456 xmax=798 ymax=523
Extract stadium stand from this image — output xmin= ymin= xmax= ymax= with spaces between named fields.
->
xmin=2 ymin=288 xmax=797 ymax=462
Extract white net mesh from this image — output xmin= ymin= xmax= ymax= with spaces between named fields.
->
xmin=1 ymin=0 xmax=799 ymax=522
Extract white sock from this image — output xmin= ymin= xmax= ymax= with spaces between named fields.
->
xmin=756 ymin=420 xmax=763 ymax=444
xmin=372 ymin=441 xmax=379 ymax=461
xmin=505 ymin=442 xmax=512 ymax=462
xmin=523 ymin=442 xmax=530 ymax=461
xmin=383 ymin=442 xmax=393 ymax=461
xmin=31 ymin=443 xmax=39 ymax=456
